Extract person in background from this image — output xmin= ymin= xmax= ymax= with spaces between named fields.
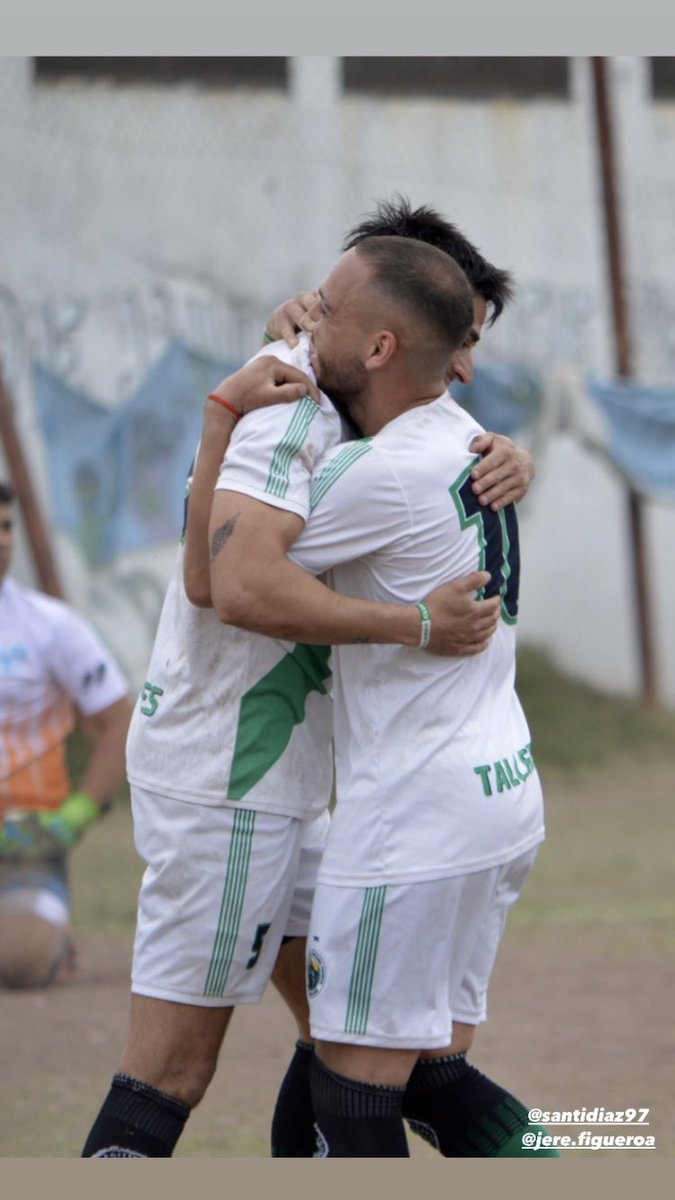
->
xmin=0 ymin=480 xmax=132 ymax=988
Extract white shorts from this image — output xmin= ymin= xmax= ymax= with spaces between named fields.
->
xmin=307 ymin=846 xmax=539 ymax=1049
xmin=0 ymin=860 xmax=70 ymax=927
xmin=131 ymin=786 xmax=330 ymax=1007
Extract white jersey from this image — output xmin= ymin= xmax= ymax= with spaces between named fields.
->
xmin=291 ymin=392 xmax=545 ymax=885
xmin=0 ymin=576 xmax=129 ymax=813
xmin=125 ymin=335 xmax=342 ymax=819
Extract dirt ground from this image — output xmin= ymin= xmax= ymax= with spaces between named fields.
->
xmin=1 ymin=758 xmax=674 ymax=1159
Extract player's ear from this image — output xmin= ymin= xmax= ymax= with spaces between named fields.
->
xmin=364 ymin=329 xmax=397 ymax=372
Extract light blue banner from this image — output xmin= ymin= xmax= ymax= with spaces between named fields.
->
xmin=588 ymin=376 xmax=675 ymax=498
xmin=35 ymin=349 xmax=675 ymax=570
xmin=34 ymin=343 xmax=239 ymax=566
xmin=451 ymin=362 xmax=543 ymax=436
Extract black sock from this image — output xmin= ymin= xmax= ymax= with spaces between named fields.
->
xmin=403 ymin=1053 xmax=559 ymax=1157
xmin=271 ymin=1040 xmax=316 ymax=1157
xmin=310 ymin=1055 xmax=409 ymax=1157
xmin=81 ymin=1073 xmax=191 ymax=1157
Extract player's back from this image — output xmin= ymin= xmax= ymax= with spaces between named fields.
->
xmin=298 ymin=394 xmax=544 ymax=886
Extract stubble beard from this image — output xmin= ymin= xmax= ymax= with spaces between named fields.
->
xmin=314 ymin=355 xmax=366 ymax=423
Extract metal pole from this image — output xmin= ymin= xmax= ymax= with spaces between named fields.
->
xmin=0 ymin=362 xmax=64 ymax=599
xmin=590 ymin=56 xmax=658 ymax=707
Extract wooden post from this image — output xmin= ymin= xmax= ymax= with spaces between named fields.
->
xmin=591 ymin=56 xmax=658 ymax=707
xmin=0 ymin=362 xmax=64 ymax=599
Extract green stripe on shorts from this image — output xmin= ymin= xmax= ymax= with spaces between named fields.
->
xmin=265 ymin=397 xmax=319 ymax=499
xmin=344 ymin=885 xmax=387 ymax=1035
xmin=203 ymin=808 xmax=256 ymax=997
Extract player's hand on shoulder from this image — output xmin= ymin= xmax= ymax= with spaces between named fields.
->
xmin=208 ymin=356 xmax=320 ymax=419
xmin=422 ymin=571 xmax=500 ymax=656
xmin=264 ymin=291 xmax=320 ymax=347
xmin=469 ymin=433 xmax=535 ymax=511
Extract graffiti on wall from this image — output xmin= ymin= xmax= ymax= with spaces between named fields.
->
xmin=3 ymin=276 xmax=675 ymax=397
xmin=2 ymin=278 xmax=675 ymax=594
xmin=0 ymin=280 xmax=265 ymax=400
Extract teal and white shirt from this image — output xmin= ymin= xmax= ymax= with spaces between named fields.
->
xmin=126 ymin=335 xmax=342 ymax=819
xmin=291 ymin=392 xmax=545 ymax=884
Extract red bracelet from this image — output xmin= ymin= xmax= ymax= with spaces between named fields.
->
xmin=207 ymin=392 xmax=241 ymax=422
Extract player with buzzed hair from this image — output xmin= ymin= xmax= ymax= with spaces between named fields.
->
xmin=0 ymin=481 xmax=132 ymax=990
xmin=266 ymin=196 xmax=528 ymax=514
xmin=212 ymin=234 xmax=555 ymax=1158
xmin=343 ymin=195 xmax=513 ymax=326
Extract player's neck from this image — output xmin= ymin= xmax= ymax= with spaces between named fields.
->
xmin=355 ymin=378 xmax=445 ymax=437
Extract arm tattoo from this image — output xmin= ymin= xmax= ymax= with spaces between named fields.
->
xmin=210 ymin=514 xmax=240 ymax=561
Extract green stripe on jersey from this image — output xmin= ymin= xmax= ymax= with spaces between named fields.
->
xmin=265 ymin=397 xmax=319 ymax=499
xmin=448 ymin=458 xmax=487 ymax=583
xmin=344 ymin=886 xmax=387 ymax=1035
xmin=309 ymin=439 xmax=373 ymax=510
xmin=497 ymin=507 xmax=518 ymax=626
xmin=228 ymin=644 xmax=332 ymax=800
xmin=203 ymin=808 xmax=256 ymax=997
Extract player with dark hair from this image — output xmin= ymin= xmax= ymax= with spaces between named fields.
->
xmin=265 ymin=197 xmax=530 ymax=513
xmin=264 ymin=199 xmax=537 ymax=1158
xmin=0 ymin=481 xmax=132 ymax=989
xmin=342 ymin=195 xmax=514 ymax=327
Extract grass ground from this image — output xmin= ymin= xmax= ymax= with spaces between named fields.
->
xmin=517 ymin=645 xmax=675 ymax=772
xmin=1 ymin=648 xmax=674 ymax=1158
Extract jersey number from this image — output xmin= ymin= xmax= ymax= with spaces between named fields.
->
xmin=246 ymin=922 xmax=272 ymax=970
xmin=449 ymin=459 xmax=520 ymax=624
xmin=140 ymin=681 xmax=164 ymax=716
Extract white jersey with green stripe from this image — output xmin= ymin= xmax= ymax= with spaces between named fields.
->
xmin=215 ymin=336 xmax=343 ymax=515
xmin=125 ymin=335 xmax=342 ymax=819
xmin=290 ymin=392 xmax=545 ymax=883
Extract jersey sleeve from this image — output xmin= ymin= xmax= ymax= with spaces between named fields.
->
xmin=213 ymin=333 xmax=340 ymax=520
xmin=215 ymin=397 xmax=338 ymax=521
xmin=44 ymin=602 xmax=130 ymax=716
xmin=289 ymin=441 xmax=412 ymax=576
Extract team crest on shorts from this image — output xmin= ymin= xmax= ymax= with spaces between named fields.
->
xmin=313 ymin=1123 xmax=329 ymax=1157
xmin=307 ymin=949 xmax=326 ymax=996
xmin=91 ymin=1147 xmax=145 ymax=1157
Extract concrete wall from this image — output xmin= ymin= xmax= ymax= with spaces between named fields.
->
xmin=1 ymin=55 xmax=674 ymax=705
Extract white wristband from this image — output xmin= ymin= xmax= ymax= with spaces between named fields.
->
xmin=416 ymin=602 xmax=432 ymax=649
